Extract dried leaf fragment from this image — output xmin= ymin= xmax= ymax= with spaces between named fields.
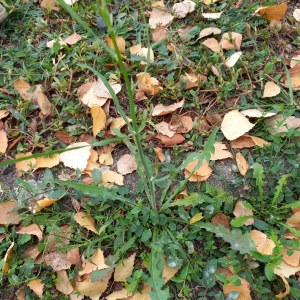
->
xmin=198 ymin=27 xmax=221 ymax=39
xmin=55 ymin=131 xmax=75 ymax=144
xmin=114 ymin=253 xmax=136 ymax=282
xmin=15 ymin=152 xmax=36 ymax=176
xmin=117 ymin=154 xmax=137 ymax=175
xmin=250 ymin=230 xmax=275 ymax=255
xmin=17 ymin=224 xmax=45 ymax=241
xmin=223 ymin=278 xmax=252 ymax=300
xmin=153 ymin=147 xmax=166 ymax=162
xmin=263 ymin=82 xmax=281 ymax=98
xmin=79 ymin=249 xmax=109 ymax=275
xmin=64 ymin=32 xmax=82 ymax=45
xmin=149 ymin=6 xmax=174 ymax=29
xmin=236 ymin=152 xmax=249 ymax=176
xmin=257 ymin=3 xmax=287 ymax=21
xmin=152 ymin=99 xmax=184 ymax=116
xmin=34 ymin=154 xmax=60 ymax=171
xmin=276 ymin=274 xmax=290 ymax=299
xmin=156 ymin=122 xmax=176 ymax=138
xmin=225 ymin=52 xmax=242 ymax=67
xmin=3 ymin=242 xmax=14 ymax=273
xmin=74 ymin=211 xmax=99 ymax=235
xmin=185 ymin=159 xmax=212 ymax=177
xmin=152 ymin=26 xmax=168 ymax=42
xmin=40 ymin=0 xmax=60 ymax=11
xmin=136 ymin=72 xmax=162 ymax=95
xmin=173 ymin=1 xmax=195 ymax=19
xmin=293 ymin=9 xmax=300 ymax=22
xmin=210 ymin=142 xmax=233 ymax=161
xmin=0 ymin=130 xmax=8 ymax=154
xmin=202 ymin=38 xmax=220 ymax=53
xmin=0 ymin=200 xmax=21 ymax=225
xmin=13 ymin=77 xmax=33 ymax=100
xmin=91 ymin=105 xmax=106 ymax=137
xmin=202 ymin=11 xmax=223 ymax=19
xmin=33 ymin=198 xmax=59 ymax=213
xmin=274 ymin=261 xmax=300 ymax=278
xmin=55 ymin=270 xmax=74 ymax=295
xmin=105 ymin=36 xmax=126 ymax=53
xmin=162 ymin=257 xmax=182 ymax=284
xmin=44 ymin=252 xmax=71 ymax=271
xmin=27 ymin=279 xmax=44 ymax=299
xmin=219 ymin=32 xmax=243 ymax=50
xmin=211 ymin=212 xmax=230 ymax=230
xmin=266 ymin=115 xmax=300 ymax=135
xmin=286 ymin=211 xmax=300 ymax=228
xmin=233 ymin=201 xmax=254 ymax=226
xmin=101 ymin=170 xmax=124 ymax=186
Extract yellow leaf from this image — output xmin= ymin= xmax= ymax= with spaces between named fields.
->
xmin=202 ymin=38 xmax=221 ymax=53
xmin=262 ymin=82 xmax=281 ymax=98
xmin=102 ymin=170 xmax=124 ymax=186
xmin=17 ymin=224 xmax=45 ymax=241
xmin=190 ymin=212 xmax=203 ymax=224
xmin=223 ymin=278 xmax=252 ymax=300
xmin=114 ymin=253 xmax=136 ymax=282
xmin=55 ymin=270 xmax=74 ymax=295
xmin=236 ymin=152 xmax=249 ymax=176
xmin=136 ymin=72 xmax=162 ymax=96
xmin=105 ymin=36 xmax=126 ymax=53
xmin=185 ymin=159 xmax=212 ymax=177
xmin=74 ymin=211 xmax=99 ymax=235
xmin=33 ymin=198 xmax=59 ymax=213
xmin=210 ymin=142 xmax=233 ymax=161
xmin=3 ymin=242 xmax=14 ymax=273
xmin=91 ymin=105 xmax=106 ymax=137
xmin=276 ymin=274 xmax=290 ymax=299
xmin=27 ymin=279 xmax=44 ymax=299
xmin=258 ymin=3 xmax=287 ymax=21
xmin=34 ymin=154 xmax=60 ymax=171
xmin=13 ymin=77 xmax=33 ymax=100
xmin=249 ymin=230 xmax=275 ymax=255
xmin=99 ymin=152 xmax=113 ymax=165
xmin=15 ymin=152 xmax=36 ymax=177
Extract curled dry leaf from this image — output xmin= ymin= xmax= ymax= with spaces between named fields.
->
xmin=263 ymin=81 xmax=281 ymax=98
xmin=257 ymin=3 xmax=288 ymax=21
xmin=266 ymin=115 xmax=300 ymax=135
xmin=33 ymin=198 xmax=59 ymax=213
xmin=221 ymin=110 xmax=255 ymax=141
xmin=3 ymin=242 xmax=14 ymax=273
xmin=153 ymin=147 xmax=166 ymax=162
xmin=13 ymin=77 xmax=33 ymax=100
xmin=64 ymin=32 xmax=82 ymax=45
xmin=152 ymin=26 xmax=168 ymax=42
xmin=225 ymin=52 xmax=242 ymax=67
xmin=136 ymin=72 xmax=162 ymax=95
xmin=34 ymin=154 xmax=60 ymax=171
xmin=102 ymin=170 xmax=124 ymax=186
xmin=210 ymin=142 xmax=233 ymax=161
xmin=157 ymin=133 xmax=185 ymax=146
xmin=79 ymin=249 xmax=109 ymax=276
xmin=236 ymin=152 xmax=249 ymax=176
xmin=114 ymin=253 xmax=136 ymax=282
xmin=250 ymin=230 xmax=275 ymax=255
xmin=91 ymin=105 xmax=106 ymax=137
xmin=202 ymin=38 xmax=220 ymax=53
xmin=55 ymin=270 xmax=73 ymax=295
xmin=149 ymin=6 xmax=174 ymax=29
xmin=198 ymin=27 xmax=221 ymax=39
xmin=241 ymin=108 xmax=277 ymax=118
xmin=44 ymin=252 xmax=71 ymax=271
xmin=276 ymin=274 xmax=290 ymax=299
xmin=74 ymin=211 xmax=99 ymax=235
xmin=274 ymin=260 xmax=300 ymax=278
xmin=60 ymin=142 xmax=91 ymax=171
xmin=83 ymin=149 xmax=100 ymax=177
xmin=40 ymin=0 xmax=60 ymax=11
xmin=219 ymin=32 xmax=243 ymax=50
xmin=0 ymin=110 xmax=9 ymax=119
xmin=211 ymin=212 xmax=230 ymax=230
xmin=231 ymin=134 xmax=270 ymax=149
xmin=105 ymin=36 xmax=126 ymax=53
xmin=15 ymin=152 xmax=36 ymax=177
xmin=233 ymin=201 xmax=254 ymax=226
xmin=156 ymin=122 xmax=176 ymax=138
xmin=0 ymin=130 xmax=8 ymax=154
xmin=27 ymin=279 xmax=44 ymax=299
xmin=202 ymin=11 xmax=223 ymax=19
xmin=223 ymin=278 xmax=252 ymax=300
xmin=152 ymin=99 xmax=184 ymax=116
xmin=17 ymin=224 xmax=44 ymax=242
xmin=117 ymin=154 xmax=137 ymax=175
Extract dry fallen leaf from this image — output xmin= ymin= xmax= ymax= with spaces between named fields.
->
xmin=15 ymin=152 xmax=36 ymax=176
xmin=0 ymin=130 xmax=8 ymax=154
xmin=219 ymin=32 xmax=243 ymax=50
xmin=46 ymin=38 xmax=67 ymax=49
xmin=67 ymin=248 xmax=81 ymax=265
xmin=211 ymin=212 xmax=230 ymax=229
xmin=276 ymin=273 xmax=290 ymax=299
xmin=152 ymin=26 xmax=168 ymax=42
xmin=233 ymin=201 xmax=254 ymax=226
xmin=250 ymin=230 xmax=275 ymax=255
xmin=257 ymin=3 xmax=288 ymax=21
xmin=149 ymin=6 xmax=174 ymax=29
xmin=0 ymin=200 xmax=21 ymax=225
xmin=91 ymin=105 xmax=106 ymax=137
xmin=263 ymin=81 xmax=281 ymax=98
xmin=32 ymin=198 xmax=59 ymax=213
xmin=44 ymin=252 xmax=71 ymax=271
xmin=64 ymin=32 xmax=82 ymax=45
xmin=198 ymin=27 xmax=221 ymax=39
xmin=236 ymin=152 xmax=249 ymax=176
xmin=105 ymin=36 xmax=126 ymax=53
xmin=27 ymin=279 xmax=44 ymax=299
xmin=290 ymin=54 xmax=300 ymax=68
xmin=156 ymin=121 xmax=176 ymax=138
xmin=266 ymin=115 xmax=300 ymax=135
xmin=46 ymin=225 xmax=71 ymax=252
xmin=40 ymin=0 xmax=60 ymax=11
xmin=153 ymin=147 xmax=166 ymax=162
xmin=106 ymin=289 xmax=130 ymax=300
xmin=16 ymin=288 xmax=26 ymax=300
xmin=0 ymin=110 xmax=9 ymax=119
xmin=55 ymin=131 xmax=75 ymax=144
xmin=60 ymin=142 xmax=91 ymax=171
xmin=32 ymin=85 xmax=51 ymax=115
xmin=78 ymin=81 xmax=106 ymax=107
xmin=34 ymin=154 xmax=60 ymax=171
xmin=117 ymin=154 xmax=137 ymax=175
xmin=231 ymin=134 xmax=270 ymax=149
xmin=202 ymin=12 xmax=223 ymax=19
xmin=99 ymin=152 xmax=113 ymax=165
xmin=79 ymin=249 xmax=109 ymax=276
xmin=3 ymin=242 xmax=14 ymax=273
xmin=293 ymin=9 xmax=300 ymax=22
xmin=241 ymin=109 xmax=277 ymax=118
xmin=94 ymin=77 xmax=121 ymax=99
xmin=130 ymin=44 xmax=154 ymax=65
xmin=223 ymin=278 xmax=252 ymax=300
xmin=202 ymin=38 xmax=221 ymax=53
xmin=185 ymin=159 xmax=213 ymax=177
xmin=63 ymin=0 xmax=79 ymax=5
xmin=13 ymin=77 xmax=33 ymax=100
xmin=274 ymin=260 xmax=300 ymax=278
xmin=83 ymin=149 xmax=100 ymax=177
xmin=210 ymin=142 xmax=233 ymax=161
xmin=17 ymin=224 xmax=45 ymax=242
xmin=76 ymin=276 xmax=107 ymax=300
xmin=55 ymin=270 xmax=74 ymax=295
xmin=109 ymin=117 xmax=131 ymax=135
xmin=162 ymin=257 xmax=182 ymax=284
xmin=282 ymin=248 xmax=300 ymax=267
xmin=136 ymin=72 xmax=162 ymax=96
xmin=286 ymin=211 xmax=300 ymax=228
xmin=114 ymin=253 xmax=136 ymax=282
xmin=269 ymin=19 xmax=282 ymax=29
xmin=101 ymin=170 xmax=124 ymax=186
xmin=221 ymin=110 xmax=255 ymax=141
xmin=225 ymin=52 xmax=242 ymax=68
xmin=152 ymin=99 xmax=184 ymax=116
xmin=74 ymin=211 xmax=99 ymax=235
xmin=173 ymin=1 xmax=195 ymax=19
xmin=174 ymin=116 xmax=193 ymax=134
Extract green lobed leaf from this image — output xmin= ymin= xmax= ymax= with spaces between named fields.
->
xmin=230 ymin=215 xmax=254 ymax=227
xmin=172 ymin=193 xmax=214 ymax=207
xmin=194 ymin=222 xmax=257 ymax=255
xmin=271 ymin=174 xmax=290 ymax=207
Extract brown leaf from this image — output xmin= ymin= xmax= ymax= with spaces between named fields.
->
xmin=184 ymin=170 xmax=210 ymax=182
xmin=30 ymin=117 xmax=38 ymax=134
xmin=266 ymin=115 xmax=300 ymax=135
xmin=114 ymin=253 xmax=136 ymax=282
xmin=173 ymin=1 xmax=195 ymax=18
xmin=27 ymin=279 xmax=44 ymax=299
xmin=153 ymin=147 xmax=166 ymax=162
xmin=174 ymin=116 xmax=193 ymax=134
xmin=219 ymin=32 xmax=243 ymax=50
xmin=36 ymin=89 xmax=51 ymax=115
xmin=91 ymin=105 xmax=106 ymax=137
xmin=0 ymin=129 xmax=8 ymax=154
xmin=182 ymin=73 xmax=199 ymax=90
xmin=250 ymin=230 xmax=275 ymax=255
xmin=136 ymin=72 xmax=162 ymax=96
xmin=93 ymin=77 xmax=121 ymax=99
xmin=221 ymin=110 xmax=255 ymax=141
xmin=223 ymin=278 xmax=252 ymax=300
xmin=70 ymin=196 xmax=81 ymax=212
xmin=152 ymin=99 xmax=184 ymax=116
xmin=233 ymin=201 xmax=254 ymax=226
xmin=106 ymin=289 xmax=131 ymax=300
xmin=0 ymin=200 xmax=21 ymax=225
xmin=15 ymin=152 xmax=36 ymax=176
xmin=23 ymin=244 xmax=40 ymax=261
xmin=156 ymin=122 xmax=177 ymax=138
xmin=282 ymin=248 xmax=300 ymax=267
xmin=236 ymin=152 xmax=249 ymax=176
xmin=185 ymin=159 xmax=212 ymax=176
xmin=276 ymin=273 xmax=290 ymax=299
xmin=16 ymin=288 xmax=26 ymax=300
xmin=178 ymin=26 xmax=193 ymax=42
xmin=78 ymin=81 xmax=107 ymax=108
xmin=274 ymin=261 xmax=300 ymax=278
xmin=80 ymin=133 xmax=93 ymax=144
xmin=55 ymin=270 xmax=74 ymax=295
xmin=40 ymin=0 xmax=60 ymax=11
xmin=157 ymin=133 xmax=185 ymax=146
xmin=74 ymin=211 xmax=99 ymax=235
xmin=198 ymin=27 xmax=221 ymax=39
xmin=263 ymin=82 xmax=281 ymax=98
xmin=210 ymin=142 xmax=233 ymax=161
xmin=64 ymin=32 xmax=82 ymax=45
xmin=34 ymin=154 xmax=60 ymax=171
xmin=216 ymin=267 xmax=233 ymax=280
xmin=76 ymin=276 xmax=107 ymax=300
xmin=55 ymin=131 xmax=75 ymax=144
xmin=257 ymin=3 xmax=287 ymax=20
xmin=130 ymin=44 xmax=154 ymax=66
xmin=117 ymin=154 xmax=137 ymax=175
xmin=152 ymin=26 xmax=168 ymax=42
xmin=110 ymin=117 xmax=131 ymax=135
xmin=67 ymin=248 xmax=81 ymax=266
xmin=286 ymin=211 xmax=300 ymax=228
xmin=135 ymin=91 xmax=148 ymax=102
xmin=195 ymin=117 xmax=211 ymax=132
xmin=162 ymin=257 xmax=182 ymax=284
xmin=0 ymin=110 xmax=9 ymax=119
xmin=79 ymin=249 xmax=109 ymax=276
xmin=44 ymin=252 xmax=71 ymax=271
xmin=13 ymin=77 xmax=33 ymax=100
xmin=17 ymin=224 xmax=44 ymax=241
xmin=46 ymin=225 xmax=71 ymax=252
xmin=105 ymin=36 xmax=126 ymax=53
xmin=32 ymin=198 xmax=59 ymax=213
xmin=149 ymin=6 xmax=174 ymax=29
xmin=202 ymin=38 xmax=221 ymax=53
xmin=3 ymin=242 xmax=14 ymax=273
xmin=102 ymin=170 xmax=124 ymax=186
xmin=211 ymin=212 xmax=230 ymax=230
xmin=206 ymin=113 xmax=222 ymax=126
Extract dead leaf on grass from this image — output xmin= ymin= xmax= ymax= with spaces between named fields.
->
xmin=241 ymin=108 xmax=277 ymax=118
xmin=156 ymin=122 xmax=176 ymax=138
xmin=44 ymin=252 xmax=71 ymax=271
xmin=15 ymin=152 xmax=36 ymax=176
xmin=202 ymin=38 xmax=221 ymax=53
xmin=221 ymin=110 xmax=255 ymax=141
xmin=198 ymin=27 xmax=221 ymax=39
xmin=219 ymin=32 xmax=243 ymax=50
xmin=55 ymin=270 xmax=73 ymax=295
xmin=286 ymin=211 xmax=300 ymax=228
xmin=185 ymin=159 xmax=213 ymax=177
xmin=114 ymin=253 xmax=136 ymax=282
xmin=270 ymin=19 xmax=282 ymax=29
xmin=32 ymin=198 xmax=59 ymax=213
xmin=202 ymin=11 xmax=223 ymax=19
xmin=162 ymin=257 xmax=182 ymax=284
xmin=211 ymin=212 xmax=230 ymax=230
xmin=206 ymin=113 xmax=222 ymax=126
xmin=106 ymin=289 xmax=130 ymax=300
xmin=250 ymin=230 xmax=275 ymax=255
xmin=223 ymin=278 xmax=252 ymax=300
xmin=105 ymin=36 xmax=126 ymax=53
xmin=27 ymin=279 xmax=44 ymax=299
xmin=152 ymin=99 xmax=184 ymax=116
xmin=102 ymin=170 xmax=124 ymax=186
xmin=290 ymin=54 xmax=300 ymax=68
xmin=32 ymin=85 xmax=51 ymax=115
xmin=91 ymin=105 xmax=106 ymax=137
xmin=149 ymin=6 xmax=174 ymax=29
xmin=136 ymin=72 xmax=162 ymax=95
xmin=266 ymin=115 xmax=300 ymax=135
xmin=263 ymin=81 xmax=281 ymax=98
xmin=173 ymin=1 xmax=195 ymax=19
xmin=282 ymin=248 xmax=300 ymax=267
xmin=210 ymin=142 xmax=233 ymax=161
xmin=275 ymin=274 xmax=290 ymax=299
xmin=34 ymin=154 xmax=60 ymax=171
xmin=79 ymin=249 xmax=109 ymax=276
xmin=63 ymin=0 xmax=79 ymax=5
xmin=0 ymin=130 xmax=8 ymax=154
xmin=74 ymin=211 xmax=99 ymax=235
xmin=233 ymin=201 xmax=254 ymax=226
xmin=153 ymin=147 xmax=166 ymax=162
xmin=195 ymin=117 xmax=211 ymax=132
xmin=3 ymin=242 xmax=14 ymax=273
xmin=13 ymin=77 xmax=33 ymax=100
xmin=152 ymin=26 xmax=168 ymax=42
xmin=130 ymin=44 xmax=154 ymax=65
xmin=0 ymin=200 xmax=21 ymax=225
xmin=0 ymin=110 xmax=9 ymax=119
xmin=178 ymin=26 xmax=193 ymax=42
xmin=94 ymin=77 xmax=121 ymax=99
xmin=55 ymin=131 xmax=75 ymax=144
xmin=173 ymin=116 xmax=193 ymax=133
xmin=157 ymin=133 xmax=185 ymax=146
xmin=46 ymin=38 xmax=67 ymax=49
xmin=257 ymin=3 xmax=288 ymax=21
xmin=17 ymin=224 xmax=44 ymax=242
xmin=67 ymin=248 xmax=81 ymax=265
xmin=117 ymin=154 xmax=137 ymax=175
xmin=64 ymin=32 xmax=82 ymax=45
xmin=60 ymin=142 xmax=91 ymax=171
xmin=40 ymin=0 xmax=60 ymax=11
xmin=225 ymin=52 xmax=242 ymax=67
xmin=274 ymin=261 xmax=300 ymax=278
xmin=99 ymin=152 xmax=113 ymax=165
xmin=236 ymin=152 xmax=249 ymax=176
xmin=46 ymin=225 xmax=71 ymax=252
